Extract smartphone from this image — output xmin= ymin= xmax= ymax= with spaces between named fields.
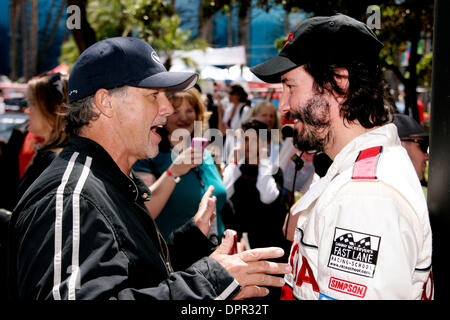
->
xmin=191 ymin=137 xmax=208 ymax=153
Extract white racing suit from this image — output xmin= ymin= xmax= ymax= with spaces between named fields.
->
xmin=281 ymin=124 xmax=433 ymax=300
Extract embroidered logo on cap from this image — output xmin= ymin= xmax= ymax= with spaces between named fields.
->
xmin=283 ymin=33 xmax=295 ymax=48
xmin=151 ymin=51 xmax=163 ymax=66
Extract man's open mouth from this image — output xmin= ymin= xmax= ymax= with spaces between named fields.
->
xmin=150 ymin=118 xmax=167 ymax=133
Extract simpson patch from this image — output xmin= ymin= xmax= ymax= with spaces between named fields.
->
xmin=328 ymin=227 xmax=381 ymax=278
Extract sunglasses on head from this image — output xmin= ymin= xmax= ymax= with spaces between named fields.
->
xmin=401 ymin=137 xmax=429 ymax=153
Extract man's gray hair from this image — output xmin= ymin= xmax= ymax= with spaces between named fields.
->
xmin=65 ymin=86 xmax=128 ymax=135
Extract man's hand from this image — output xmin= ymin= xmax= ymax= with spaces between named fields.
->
xmin=193 ymin=185 xmax=217 ymax=237
xmin=210 ymin=230 xmax=291 ymax=300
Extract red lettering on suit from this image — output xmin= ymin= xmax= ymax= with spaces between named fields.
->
xmin=296 ymin=256 xmax=319 ymax=292
xmin=421 ymin=270 xmax=434 ymax=300
xmin=280 ymin=285 xmax=295 ymax=300
xmin=289 ymin=241 xmax=319 ymax=293
xmin=289 ymin=243 xmax=299 ymax=277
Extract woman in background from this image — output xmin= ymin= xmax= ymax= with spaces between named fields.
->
xmin=221 ymin=118 xmax=286 ymax=250
xmin=15 ymin=72 xmax=69 ymax=204
xmin=247 ymin=100 xmax=280 ymax=131
xmin=133 ymin=88 xmax=227 ymax=245
xmin=218 ymin=84 xmax=252 ymax=135
xmin=223 ymin=100 xmax=282 ymax=167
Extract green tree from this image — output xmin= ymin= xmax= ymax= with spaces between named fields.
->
xmin=60 ymin=0 xmax=208 ymax=70
xmin=377 ymin=1 xmax=434 ymax=121
xmin=263 ymin=0 xmax=434 ymax=122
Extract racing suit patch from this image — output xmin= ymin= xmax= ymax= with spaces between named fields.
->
xmin=328 ymin=277 xmax=367 ymax=298
xmin=328 ymin=227 xmax=381 ymax=278
xmin=352 ymin=146 xmax=382 ymax=180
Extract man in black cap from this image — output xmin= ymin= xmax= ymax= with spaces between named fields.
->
xmin=7 ymin=37 xmax=290 ymax=300
xmin=251 ymin=14 xmax=433 ymax=299
xmin=393 ymin=113 xmax=429 ymax=183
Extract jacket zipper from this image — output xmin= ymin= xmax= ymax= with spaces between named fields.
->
xmin=135 ymin=202 xmax=174 ymax=274
xmin=127 ymin=174 xmax=174 ymax=274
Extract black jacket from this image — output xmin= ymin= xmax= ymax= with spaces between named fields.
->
xmin=7 ymin=135 xmax=240 ymax=300
xmin=0 ymin=121 xmax=28 ymax=211
xmin=15 ymin=150 xmax=58 ymax=207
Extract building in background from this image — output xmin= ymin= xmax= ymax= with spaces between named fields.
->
xmin=0 ymin=0 xmax=68 ymax=79
xmin=0 ymin=0 xmax=308 ymax=78
xmin=174 ymin=0 xmax=309 ymax=67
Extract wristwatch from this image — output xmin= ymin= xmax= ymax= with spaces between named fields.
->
xmin=166 ymin=168 xmax=181 ymax=183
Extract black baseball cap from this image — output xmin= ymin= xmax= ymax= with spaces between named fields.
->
xmin=68 ymin=37 xmax=198 ymax=103
xmin=393 ymin=113 xmax=428 ymax=138
xmin=250 ymin=14 xmax=384 ymax=83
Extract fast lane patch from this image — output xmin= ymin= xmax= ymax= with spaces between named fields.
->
xmin=328 ymin=227 xmax=381 ymax=278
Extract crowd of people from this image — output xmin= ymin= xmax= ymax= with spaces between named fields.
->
xmin=0 ymin=13 xmax=433 ymax=300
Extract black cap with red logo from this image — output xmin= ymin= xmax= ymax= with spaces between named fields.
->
xmin=250 ymin=14 xmax=384 ymax=83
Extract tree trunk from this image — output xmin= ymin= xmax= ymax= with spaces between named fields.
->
xmin=238 ymin=1 xmax=250 ymax=66
xmin=68 ymin=0 xmax=97 ymax=53
xmin=21 ymin=0 xmax=29 ymax=81
xmin=285 ymin=10 xmax=290 ymax=34
xmin=30 ymin=0 xmax=38 ymax=77
xmin=198 ymin=0 xmax=213 ymax=43
xmin=9 ymin=0 xmax=20 ymax=81
xmin=227 ymin=1 xmax=233 ymax=46
xmin=199 ymin=17 xmax=213 ymax=43
xmin=38 ymin=0 xmax=67 ymax=72
xmin=164 ymin=53 xmax=172 ymax=71
xmin=239 ymin=7 xmax=248 ymax=48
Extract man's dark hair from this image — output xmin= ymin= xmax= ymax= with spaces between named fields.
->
xmin=304 ymin=60 xmax=395 ymax=129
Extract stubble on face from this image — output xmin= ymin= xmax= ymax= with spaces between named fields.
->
xmin=291 ymin=93 xmax=332 ymax=153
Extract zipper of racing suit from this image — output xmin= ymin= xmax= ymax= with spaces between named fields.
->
xmin=128 ymin=175 xmax=174 ymax=274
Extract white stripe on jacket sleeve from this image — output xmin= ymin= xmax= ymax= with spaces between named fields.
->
xmin=68 ymin=156 xmax=92 ymax=300
xmin=53 ymin=152 xmax=79 ymax=300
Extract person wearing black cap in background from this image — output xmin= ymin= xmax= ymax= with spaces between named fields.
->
xmin=393 ymin=113 xmax=429 ymax=186
xmin=7 ymin=37 xmax=291 ymax=300
xmin=251 ymin=14 xmax=433 ymax=299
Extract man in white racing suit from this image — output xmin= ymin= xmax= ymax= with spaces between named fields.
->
xmin=250 ymin=14 xmax=433 ymax=300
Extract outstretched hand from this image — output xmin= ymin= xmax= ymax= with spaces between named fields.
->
xmin=193 ymin=185 xmax=217 ymax=237
xmin=210 ymin=230 xmax=291 ymax=300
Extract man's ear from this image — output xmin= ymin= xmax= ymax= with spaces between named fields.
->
xmin=93 ymin=89 xmax=114 ymax=118
xmin=333 ymin=68 xmax=349 ymax=104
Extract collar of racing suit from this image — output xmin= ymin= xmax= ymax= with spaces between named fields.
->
xmin=292 ymin=123 xmax=400 ymax=215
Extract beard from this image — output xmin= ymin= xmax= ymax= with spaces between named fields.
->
xmin=291 ymin=93 xmax=332 ymax=153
